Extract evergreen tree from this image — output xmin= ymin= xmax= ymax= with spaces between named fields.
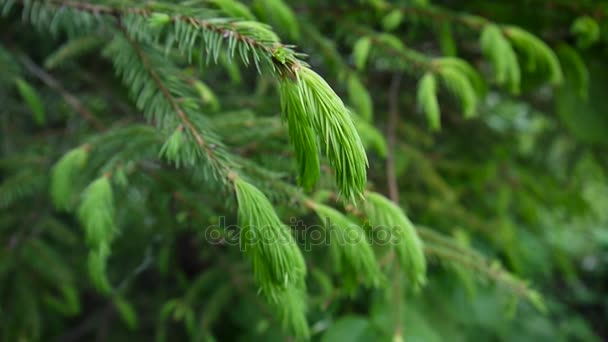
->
xmin=1 ymin=0 xmax=607 ymax=340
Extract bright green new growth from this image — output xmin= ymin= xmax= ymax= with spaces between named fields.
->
xmin=280 ymin=67 xmax=368 ymax=202
xmin=480 ymin=24 xmax=521 ymax=93
xmin=312 ymin=203 xmax=383 ymax=288
xmin=88 ymin=243 xmax=112 ymax=294
xmin=233 ymin=178 xmax=309 ymax=338
xmin=417 ymin=73 xmax=440 ymax=130
xmin=505 ymin=26 xmax=563 ymax=85
xmin=364 ymin=192 xmax=427 ymax=288
xmin=271 ymin=286 xmax=310 ymax=340
xmin=78 ymin=177 xmax=116 ymax=249
xmin=571 ymin=16 xmax=600 ymax=48
xmin=50 ymin=146 xmax=89 ymax=211
xmin=415 ymin=57 xmax=484 ymax=120
xmin=353 ymin=36 xmax=372 ymax=71
xmin=436 ymin=57 xmax=486 ymax=96
xmin=437 ymin=66 xmax=478 ymax=118
xmin=14 ymin=77 xmax=45 ymax=126
xmin=279 ymin=79 xmax=321 ymax=190
xmin=78 ymin=177 xmax=116 ymax=293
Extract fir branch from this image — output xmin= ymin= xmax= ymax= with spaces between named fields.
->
xmin=424 ymin=243 xmax=545 ymax=312
xmin=380 ymin=3 xmax=563 ymax=87
xmin=7 ymin=0 xmax=371 ymax=202
xmin=233 ymin=177 xmax=309 ymax=339
xmin=6 ymin=0 xmax=302 ymax=72
xmin=106 ymin=30 xmax=235 ymax=182
xmin=356 ymin=29 xmax=483 ymax=118
xmin=308 ymin=202 xmax=383 ymax=288
xmin=364 ymin=192 xmax=427 ymax=288
xmin=279 ymin=67 xmax=368 ymax=202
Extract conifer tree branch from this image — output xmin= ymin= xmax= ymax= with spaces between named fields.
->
xmin=375 ymin=3 xmax=563 ymax=86
xmin=120 ymin=26 xmax=220 ymax=162
xmin=5 ymin=0 xmax=370 ymax=200
xmin=330 ymin=191 xmax=541 ymax=307
xmin=10 ymin=0 xmax=302 ymax=72
xmin=424 ymin=244 xmax=545 ymax=312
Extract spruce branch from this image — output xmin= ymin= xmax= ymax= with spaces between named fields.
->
xmin=339 ymin=198 xmax=543 ymax=310
xmin=5 ymin=0 xmax=302 ymax=72
xmin=233 ymin=177 xmax=309 ymax=339
xmin=308 ymin=202 xmax=384 ymax=289
xmin=105 ymin=29 xmax=236 ymax=184
xmin=279 ymin=67 xmax=368 ymax=202
xmin=364 ymin=192 xmax=427 ymax=288
xmin=355 ymin=28 xmax=483 ymax=119
xmin=120 ymin=28 xmax=222 ymax=166
xmin=424 ymin=243 xmax=546 ymax=313
xmin=5 ymin=0 xmax=371 ymax=202
xmin=378 ymin=3 xmax=563 ymax=87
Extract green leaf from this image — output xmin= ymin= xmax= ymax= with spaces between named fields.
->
xmin=15 ymin=77 xmax=45 ymax=126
